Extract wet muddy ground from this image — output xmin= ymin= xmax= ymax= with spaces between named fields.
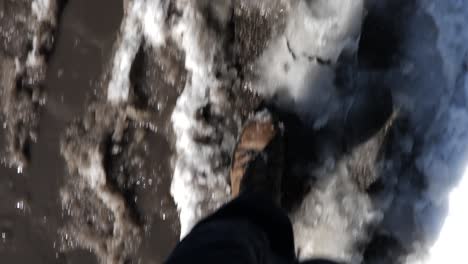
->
xmin=1 ymin=0 xmax=179 ymax=263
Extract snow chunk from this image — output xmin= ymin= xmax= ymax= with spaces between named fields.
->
xmin=254 ymin=0 xmax=363 ymax=125
xmin=292 ymin=163 xmax=381 ymax=263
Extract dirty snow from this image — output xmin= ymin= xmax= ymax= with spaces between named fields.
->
xmin=291 ymin=163 xmax=381 ymax=262
xmin=254 ymin=0 xmax=363 ymax=127
xmin=170 ymin=1 xmax=235 ymax=237
xmin=107 ymin=0 xmax=168 ymax=104
xmin=107 ymin=0 xmax=144 ymax=104
xmin=106 ymin=0 xmax=236 ymax=239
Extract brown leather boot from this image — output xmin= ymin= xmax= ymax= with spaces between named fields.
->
xmin=230 ymin=109 xmax=285 ymax=205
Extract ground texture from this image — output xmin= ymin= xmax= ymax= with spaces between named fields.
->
xmin=1 ymin=0 xmax=468 ymax=264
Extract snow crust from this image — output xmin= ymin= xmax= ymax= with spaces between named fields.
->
xmin=62 ymin=144 xmax=141 ymax=263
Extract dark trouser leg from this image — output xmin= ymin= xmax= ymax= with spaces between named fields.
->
xmin=165 ymin=192 xmax=296 ymax=264
xmin=165 ymin=192 xmax=342 ymax=264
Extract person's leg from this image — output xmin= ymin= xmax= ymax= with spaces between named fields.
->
xmin=165 ymin=190 xmax=343 ymax=264
xmin=166 ymin=109 xmax=341 ymax=264
xmin=165 ymin=192 xmax=296 ymax=264
xmin=167 ymin=109 xmax=292 ymax=264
